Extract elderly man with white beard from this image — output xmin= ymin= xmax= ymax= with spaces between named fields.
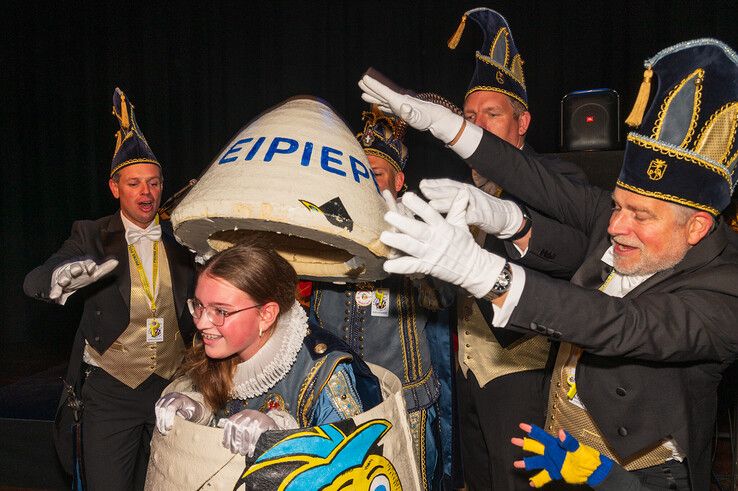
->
xmin=359 ymin=38 xmax=738 ymax=491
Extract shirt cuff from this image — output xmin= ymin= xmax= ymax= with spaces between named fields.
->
xmin=490 ymin=262 xmax=526 ymax=327
xmin=512 ymin=242 xmax=528 ymax=257
xmin=448 ymin=122 xmax=483 ymax=159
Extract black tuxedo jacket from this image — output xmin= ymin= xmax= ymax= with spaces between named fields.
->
xmin=24 ymin=212 xmax=196 ymax=388
xmin=466 ymin=130 xmax=738 ymax=491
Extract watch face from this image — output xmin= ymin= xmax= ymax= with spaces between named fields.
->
xmin=492 ymin=264 xmax=512 ymax=294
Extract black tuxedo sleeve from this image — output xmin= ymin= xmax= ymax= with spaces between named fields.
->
xmin=596 ymin=464 xmax=655 ymax=491
xmin=466 ymin=131 xmax=612 ymax=236
xmin=504 ymin=208 xmax=590 ymax=279
xmin=23 ymin=220 xmax=101 ymax=302
xmin=506 ymin=262 xmax=738 ymax=364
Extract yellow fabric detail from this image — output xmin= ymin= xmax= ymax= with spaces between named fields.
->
xmin=625 ymin=68 xmax=653 ymax=127
xmin=693 ymin=102 xmax=738 ymax=164
xmin=560 ymin=444 xmax=603 ymax=484
xmin=511 ymin=53 xmax=525 ymax=88
xmin=458 ymin=229 xmax=548 ymax=384
xmin=529 ymin=469 xmax=552 ymax=488
xmin=522 ymin=437 xmax=545 ymax=455
xmin=86 ymin=245 xmax=184 ymax=388
xmin=458 ymin=297 xmax=549 ymax=385
xmin=547 ymin=343 xmax=673 ymax=470
xmin=447 ymin=14 xmax=467 ymax=49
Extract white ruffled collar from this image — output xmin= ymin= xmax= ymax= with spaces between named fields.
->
xmin=230 ymin=301 xmax=308 ymax=400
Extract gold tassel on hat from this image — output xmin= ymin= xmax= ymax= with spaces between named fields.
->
xmin=625 ymin=68 xmax=653 ymax=127
xmin=119 ymin=93 xmax=130 ymax=130
xmin=447 ymin=14 xmax=467 ymax=49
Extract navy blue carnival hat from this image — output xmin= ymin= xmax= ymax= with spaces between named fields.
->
xmin=110 ymin=88 xmax=161 ymax=177
xmin=357 ymin=105 xmax=409 ymax=173
xmin=619 ymin=39 xmax=738 ymax=216
xmin=448 ymin=7 xmax=527 ymax=109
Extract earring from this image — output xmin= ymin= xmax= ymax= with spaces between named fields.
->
xmin=259 ymin=327 xmax=263 ymax=338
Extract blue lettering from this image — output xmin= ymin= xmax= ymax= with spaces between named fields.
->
xmin=245 ymin=136 xmax=266 ymax=161
xmin=321 ymin=146 xmax=346 ymax=176
xmin=349 ymin=155 xmax=380 ymax=193
xmin=218 ymin=138 xmax=253 ymax=164
xmin=300 ymin=142 xmax=314 ymax=166
xmin=264 ymin=137 xmax=299 ymax=162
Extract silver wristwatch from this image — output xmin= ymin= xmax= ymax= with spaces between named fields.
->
xmin=484 ymin=262 xmax=513 ymax=300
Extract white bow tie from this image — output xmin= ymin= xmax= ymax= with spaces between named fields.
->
xmin=125 ymin=225 xmax=162 ymax=244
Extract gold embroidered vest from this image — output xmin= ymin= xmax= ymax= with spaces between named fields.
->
xmin=87 ymin=245 xmax=185 ymax=388
xmin=545 ymin=343 xmax=672 ymax=470
xmin=457 ymin=228 xmax=548 ymax=387
xmin=457 ymin=297 xmax=548 ymax=387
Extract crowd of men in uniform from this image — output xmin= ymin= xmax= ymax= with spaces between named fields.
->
xmin=24 ymin=6 xmax=738 ymax=491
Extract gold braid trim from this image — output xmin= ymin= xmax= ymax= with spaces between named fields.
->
xmin=417 ymin=409 xmax=428 ymax=490
xmin=616 ymin=180 xmax=719 ymax=215
xmin=296 ymin=357 xmax=327 ymax=426
xmin=396 ymin=286 xmax=411 ymax=383
xmin=363 ymin=148 xmax=402 ymax=173
xmin=110 ymin=158 xmax=161 ymax=177
xmin=474 ymin=52 xmax=528 ymax=90
xmin=627 ymin=133 xmax=730 ymax=184
xmin=651 ymin=68 xmax=703 ymax=146
xmin=490 ymin=27 xmax=511 ymax=69
xmin=402 ymin=366 xmax=434 ymax=391
xmin=466 ymin=85 xmax=528 ymax=110
xmin=297 ymin=355 xmax=353 ymax=426
xmin=405 ymin=279 xmax=421 ymax=378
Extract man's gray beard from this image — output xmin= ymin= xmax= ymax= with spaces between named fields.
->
xmin=612 ymin=243 xmax=690 ymax=276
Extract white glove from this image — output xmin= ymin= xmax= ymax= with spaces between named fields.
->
xmin=155 ymin=392 xmax=205 ymax=435
xmin=382 ymin=189 xmax=414 ymax=220
xmin=420 ymin=178 xmax=524 ymax=239
xmin=380 ymin=191 xmax=507 ymax=298
xmin=359 ymin=72 xmax=464 ymax=144
xmin=49 ymin=258 xmax=119 ymax=304
xmin=382 ymin=190 xmax=414 ymax=260
xmin=222 ymin=409 xmax=278 ymax=457
xmin=265 ymin=409 xmax=299 ymax=430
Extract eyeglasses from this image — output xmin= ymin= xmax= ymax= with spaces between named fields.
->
xmin=187 ymin=298 xmax=262 ymax=327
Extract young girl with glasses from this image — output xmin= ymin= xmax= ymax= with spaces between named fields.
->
xmin=154 ymin=242 xmax=378 ymax=457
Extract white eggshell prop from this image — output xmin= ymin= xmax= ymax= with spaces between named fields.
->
xmin=171 ymin=97 xmax=391 ymax=281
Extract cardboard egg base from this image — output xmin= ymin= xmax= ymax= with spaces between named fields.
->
xmin=175 ymin=216 xmax=387 ymax=282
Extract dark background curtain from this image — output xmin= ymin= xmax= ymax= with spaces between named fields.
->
xmin=3 ymin=0 xmax=737 ymax=359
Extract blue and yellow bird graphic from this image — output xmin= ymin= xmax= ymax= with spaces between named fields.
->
xmin=235 ymin=419 xmax=401 ymax=491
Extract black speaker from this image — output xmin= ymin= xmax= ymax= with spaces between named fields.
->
xmin=560 ymin=89 xmax=620 ymax=151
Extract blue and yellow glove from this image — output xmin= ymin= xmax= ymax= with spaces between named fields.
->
xmin=520 ymin=424 xmax=614 ymax=488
